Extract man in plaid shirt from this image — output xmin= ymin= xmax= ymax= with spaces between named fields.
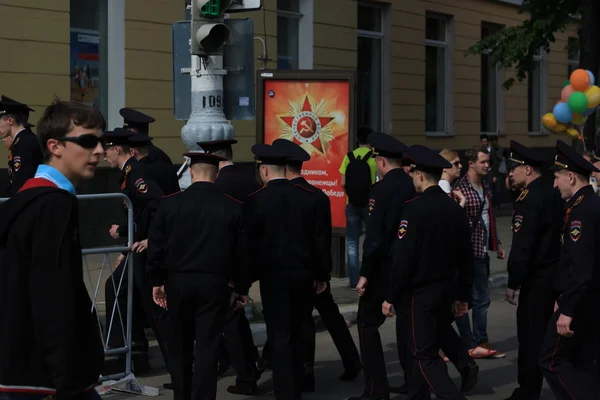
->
xmin=452 ymin=145 xmax=506 ymax=359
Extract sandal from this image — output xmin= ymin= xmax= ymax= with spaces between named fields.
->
xmin=479 ymin=341 xmax=507 ymax=359
xmin=468 ymin=346 xmax=497 ymax=359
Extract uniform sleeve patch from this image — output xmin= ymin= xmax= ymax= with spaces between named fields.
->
xmin=513 ymin=215 xmax=523 ymax=233
xmin=570 ymin=220 xmax=582 ymax=242
xmin=135 ymin=178 xmax=148 ymax=193
xmin=125 ymin=165 xmax=132 ymax=175
xmin=13 ymin=156 xmax=21 ymax=172
xmin=398 ymin=220 xmax=408 ymax=239
xmin=368 ymin=198 xmax=375 ymax=215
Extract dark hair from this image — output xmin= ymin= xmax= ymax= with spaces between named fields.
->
xmin=1 ymin=111 xmax=26 ymax=126
xmin=117 ymin=144 xmax=131 ymax=153
xmin=385 ymin=156 xmax=403 ymax=166
xmin=286 ymin=162 xmax=302 ymax=174
xmin=419 ymin=170 xmax=442 ymax=183
xmin=480 ymin=134 xmax=489 ymax=141
xmin=357 ymin=126 xmax=372 ymax=145
xmin=37 ymin=98 xmax=106 ymax=162
xmin=464 ymin=145 xmax=489 ymax=164
xmin=213 ymin=147 xmax=233 ymax=160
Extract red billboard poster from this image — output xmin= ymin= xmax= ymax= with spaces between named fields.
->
xmin=261 ymin=78 xmax=353 ymax=229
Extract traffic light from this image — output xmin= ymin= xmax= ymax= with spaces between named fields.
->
xmin=191 ymin=0 xmax=232 ymax=56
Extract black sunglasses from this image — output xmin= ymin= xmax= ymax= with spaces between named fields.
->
xmin=57 ymin=134 xmax=105 ymax=149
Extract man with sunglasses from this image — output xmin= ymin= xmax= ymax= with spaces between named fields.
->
xmin=0 ymin=97 xmax=43 ymax=196
xmin=103 ymin=128 xmax=169 ymax=375
xmin=0 ymin=99 xmax=106 ymax=399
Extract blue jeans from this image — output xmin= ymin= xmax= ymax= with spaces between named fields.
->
xmin=345 ymin=203 xmax=368 ymax=287
xmin=455 ymin=255 xmax=491 ymax=349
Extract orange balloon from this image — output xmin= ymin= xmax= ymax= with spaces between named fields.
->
xmin=570 ymin=69 xmax=591 ymax=92
xmin=561 ymin=85 xmax=575 ymax=102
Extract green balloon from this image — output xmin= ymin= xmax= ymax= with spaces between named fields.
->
xmin=568 ymin=92 xmax=589 ymax=114
xmin=563 ymin=80 xmax=571 ymax=88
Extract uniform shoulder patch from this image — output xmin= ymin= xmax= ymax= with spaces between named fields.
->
xmin=12 ymin=136 xmax=20 ymax=147
xmin=368 ymin=198 xmax=375 ymax=215
xmin=516 ymin=189 xmax=529 ymax=202
xmin=135 ymin=177 xmax=148 ymax=193
xmin=224 ymin=193 xmax=244 ymax=204
xmin=125 ymin=165 xmax=132 ymax=176
xmin=404 ymin=195 xmax=421 ymax=204
xmin=248 ymin=186 xmax=266 ymax=197
xmin=12 ymin=156 xmax=21 ymax=172
xmin=513 ymin=215 xmax=523 ymax=232
xmin=573 ymin=195 xmax=584 ymax=207
xmin=570 ymin=220 xmax=582 ymax=242
xmin=294 ymin=184 xmax=314 ymax=193
xmin=398 ymin=220 xmax=408 ymax=239
xmin=161 ymin=191 xmax=182 ymax=199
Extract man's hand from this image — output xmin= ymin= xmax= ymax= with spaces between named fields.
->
xmin=556 ymin=314 xmax=574 ymax=337
xmin=492 ymin=177 xmax=497 ymax=184
xmin=505 ymin=288 xmax=518 ymax=306
xmin=132 ymin=239 xmax=148 ymax=253
xmin=236 ymin=295 xmax=249 ymax=309
xmin=497 ymin=245 xmax=506 ymax=259
xmin=381 ymin=301 xmax=394 ymax=317
xmin=153 ymin=286 xmax=167 ymax=309
xmin=452 ymin=190 xmax=466 ymax=208
xmin=454 ymin=301 xmax=468 ymax=317
xmin=356 ymin=276 xmax=368 ymax=297
xmin=109 ymin=224 xmax=120 ymax=240
xmin=115 ymin=254 xmax=126 ymax=268
xmin=313 ymin=280 xmax=327 ymax=295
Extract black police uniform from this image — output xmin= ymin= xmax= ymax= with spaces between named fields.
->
xmin=350 ymin=133 xmax=414 ymax=400
xmin=271 ymin=138 xmax=362 ymax=390
xmin=504 ymin=141 xmax=564 ymax=400
xmin=147 ymin=152 xmax=248 ymax=400
xmin=1 ymin=99 xmax=42 ymax=196
xmin=388 ymin=145 xmax=473 ymax=400
xmin=242 ymin=144 xmax=330 ymax=400
xmin=120 ymin=107 xmax=174 ymax=167
xmin=538 ymin=140 xmax=600 ymax=399
xmin=101 ymin=130 xmax=169 ymax=373
xmin=130 ymin=134 xmax=180 ymax=195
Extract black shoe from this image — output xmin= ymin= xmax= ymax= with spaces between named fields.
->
xmin=346 ymin=395 xmax=389 ymax=400
xmin=302 ymin=374 xmax=315 ymax=392
xmin=459 ymin=361 xmax=479 ymax=393
xmin=163 ymin=383 xmax=173 ymax=390
xmin=339 ymin=365 xmax=362 ymax=381
xmin=227 ymin=383 xmax=258 ymax=395
xmin=389 ymin=383 xmax=407 ymax=394
xmin=217 ymin=359 xmax=230 ymax=377
xmin=504 ymin=388 xmax=540 ymax=400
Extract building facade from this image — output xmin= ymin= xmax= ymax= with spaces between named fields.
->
xmin=0 ymin=0 xmax=579 ymax=170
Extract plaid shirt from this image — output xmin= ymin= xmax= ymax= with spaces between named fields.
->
xmin=453 ymin=174 xmax=500 ymax=259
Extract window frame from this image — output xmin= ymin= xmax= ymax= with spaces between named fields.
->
xmin=567 ymin=37 xmax=580 ymax=77
xmin=276 ymin=0 xmax=313 ymax=70
xmin=527 ymin=48 xmax=548 ymax=136
xmin=480 ymin=22 xmax=505 ymax=137
xmin=425 ymin=12 xmax=454 ymax=137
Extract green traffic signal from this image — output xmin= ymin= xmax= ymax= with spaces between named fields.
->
xmin=201 ymin=0 xmax=221 ymax=17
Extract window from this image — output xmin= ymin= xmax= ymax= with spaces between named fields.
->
xmin=481 ymin=23 xmax=504 ymax=135
xmin=425 ymin=13 xmax=452 ymax=135
xmin=528 ymin=48 xmax=546 ymax=133
xmin=568 ymin=37 xmax=580 ymax=77
xmin=277 ymin=0 xmax=301 ymax=69
xmin=357 ymin=3 xmax=384 ymax=131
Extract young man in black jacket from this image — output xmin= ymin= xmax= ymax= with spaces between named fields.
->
xmin=0 ymin=99 xmax=106 ymax=398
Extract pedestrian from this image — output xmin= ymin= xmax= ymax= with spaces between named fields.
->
xmin=350 ymin=132 xmax=415 ymax=400
xmin=0 ymin=99 xmax=106 ymax=398
xmin=439 ymin=149 xmax=466 ymax=207
xmin=272 ymin=138 xmax=363 ymax=391
xmin=504 ymin=140 xmax=564 ymax=400
xmin=452 ymin=145 xmax=506 ymax=358
xmin=0 ymin=97 xmax=42 ymax=196
xmin=120 ymin=107 xmax=174 ymax=167
xmin=147 ymin=151 xmax=249 ymax=400
xmin=129 ymin=133 xmax=180 ymax=195
xmin=385 ymin=144 xmax=473 ymax=400
xmin=538 ymin=140 xmax=600 ymax=399
xmin=242 ymin=143 xmax=329 ymax=399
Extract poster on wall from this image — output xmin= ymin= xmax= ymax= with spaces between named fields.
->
xmin=257 ymin=70 xmax=356 ymax=231
xmin=70 ymin=29 xmax=100 ymax=108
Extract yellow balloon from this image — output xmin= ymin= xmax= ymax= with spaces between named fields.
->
xmin=566 ymin=128 xmax=582 ymax=140
xmin=572 ymin=113 xmax=587 ymax=125
xmin=585 ymin=85 xmax=600 ymax=108
xmin=541 ymin=113 xmax=559 ymax=130
xmin=554 ymin=123 xmax=567 ymax=132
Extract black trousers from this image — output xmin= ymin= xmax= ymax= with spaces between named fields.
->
xmin=539 ymin=301 xmax=600 ymax=400
xmin=166 ymin=273 xmax=229 ymax=400
xmin=398 ymin=289 xmax=466 ymax=400
xmin=260 ymin=274 xmax=314 ymax=400
xmin=510 ymin=273 xmax=555 ymax=399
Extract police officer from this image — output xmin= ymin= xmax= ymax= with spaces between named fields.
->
xmin=102 ymin=128 xmax=169 ymax=373
xmin=272 ymin=138 xmax=362 ymax=390
xmin=504 ymin=141 xmax=564 ymax=400
xmin=196 ymin=139 xmax=262 ymax=395
xmin=386 ymin=145 xmax=473 ymax=400
xmin=538 ymin=140 xmax=600 ymax=399
xmin=120 ymin=107 xmax=174 ymax=167
xmin=129 ymin=134 xmax=180 ymax=195
xmin=147 ymin=151 xmax=249 ymax=400
xmin=0 ymin=98 xmax=42 ymax=196
xmin=242 ymin=143 xmax=329 ymax=399
xmin=349 ymin=132 xmax=414 ymax=400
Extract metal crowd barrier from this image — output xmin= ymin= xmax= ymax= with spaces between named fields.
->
xmin=0 ymin=193 xmax=157 ymax=397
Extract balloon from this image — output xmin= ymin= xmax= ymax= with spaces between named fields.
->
xmin=587 ymin=70 xmax=596 ymax=86
xmin=566 ymin=128 xmax=582 ymax=141
xmin=561 ymin=84 xmax=575 ymax=102
xmin=585 ymin=85 xmax=600 ymax=108
xmin=563 ymin=80 xmax=571 ymax=88
xmin=554 ymin=123 xmax=567 ymax=133
xmin=553 ymin=102 xmax=573 ymax=124
xmin=542 ymin=113 xmax=559 ymax=130
xmin=568 ymin=92 xmax=589 ymax=113
xmin=570 ymin=69 xmax=591 ymax=91
xmin=582 ymin=107 xmax=595 ymax=117
xmin=572 ymin=113 xmax=587 ymax=125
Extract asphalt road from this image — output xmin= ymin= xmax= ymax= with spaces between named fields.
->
xmin=106 ymin=286 xmax=557 ymax=400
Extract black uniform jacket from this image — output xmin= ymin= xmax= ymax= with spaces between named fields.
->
xmin=361 ymin=168 xmax=415 ymax=278
xmin=507 ymin=177 xmax=564 ymax=290
xmin=215 ymin=164 xmax=261 ymax=202
xmin=388 ymin=185 xmax=474 ymax=303
xmin=241 ymin=179 xmax=330 ymax=282
xmin=139 ymin=156 xmax=180 ymax=195
xmin=7 ymin=129 xmax=43 ymax=196
xmin=117 ymin=157 xmax=164 ymax=240
xmin=148 ymin=144 xmax=174 ymax=167
xmin=0 ymin=182 xmax=104 ymax=397
xmin=147 ymin=182 xmax=248 ymax=293
xmin=555 ymin=185 xmax=600 ymax=317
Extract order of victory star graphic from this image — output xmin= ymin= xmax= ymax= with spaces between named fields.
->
xmin=278 ymin=95 xmax=335 ymax=154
